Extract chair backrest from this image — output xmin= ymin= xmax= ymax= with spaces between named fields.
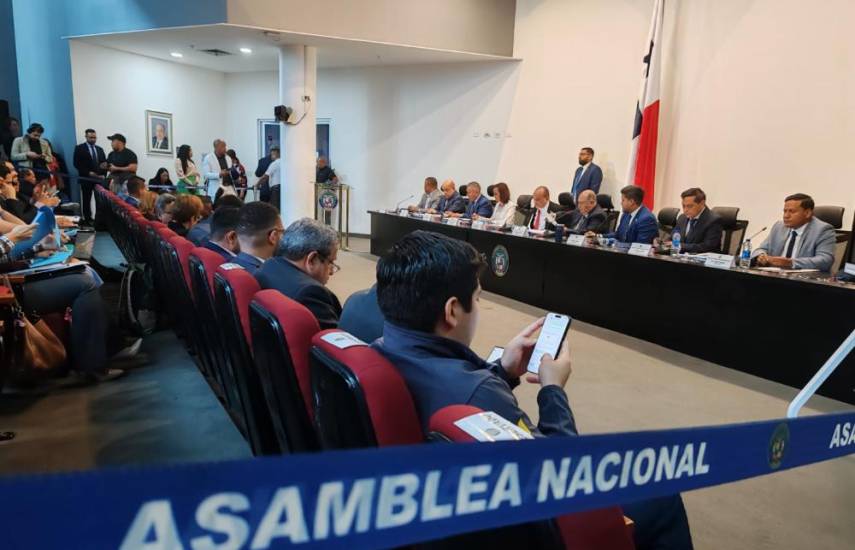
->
xmin=310 ymin=329 xmax=423 ymax=449
xmin=458 ymin=184 xmax=467 ymax=196
xmin=713 ymin=206 xmax=740 ymax=228
xmin=832 ymin=232 xmax=850 ymax=274
xmin=486 ymin=184 xmax=495 ymax=198
xmin=597 ymin=193 xmax=614 ymax=211
xmin=428 ymin=405 xmax=635 ymax=550
xmin=213 ymin=266 xmax=280 ymax=455
xmin=517 ymin=194 xmax=533 ymax=210
xmin=250 ymin=290 xmax=321 ymax=453
xmin=814 ymin=205 xmax=844 ymax=229
xmin=168 ymin=236 xmax=195 ymax=293
xmin=606 ymin=211 xmax=620 ymax=233
xmin=190 ymin=247 xmax=226 ymax=298
xmin=657 ymin=207 xmax=679 ymax=227
xmin=557 ymin=192 xmax=575 ymax=210
xmin=713 ymin=207 xmax=746 ymax=256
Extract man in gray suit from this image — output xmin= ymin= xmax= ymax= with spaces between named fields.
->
xmin=752 ymin=193 xmax=836 ymax=272
xmin=409 ymin=177 xmax=441 ymax=212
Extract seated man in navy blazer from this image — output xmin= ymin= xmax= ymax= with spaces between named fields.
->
xmin=557 ymin=189 xmax=608 ymax=234
xmin=598 ymin=185 xmax=658 ymax=244
xmin=255 ymin=217 xmax=343 ymax=329
xmin=202 ymin=206 xmax=240 ymax=261
xmin=670 ymin=187 xmax=723 ymax=253
xmin=455 ymin=181 xmax=493 ymax=218
xmin=339 ymin=284 xmax=385 ymax=343
xmin=752 ymin=193 xmax=836 ymax=272
xmin=429 ymin=179 xmax=466 ymax=215
xmin=570 ymin=147 xmax=603 ymax=201
xmin=232 ymin=201 xmax=283 ymax=274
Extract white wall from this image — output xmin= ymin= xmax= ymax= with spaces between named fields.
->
xmin=69 ymin=40 xmax=227 ymax=181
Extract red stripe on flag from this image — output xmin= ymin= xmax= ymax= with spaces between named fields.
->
xmin=632 ymin=100 xmax=660 ymax=209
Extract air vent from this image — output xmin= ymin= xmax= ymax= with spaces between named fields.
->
xmin=199 ymin=48 xmax=232 ymax=56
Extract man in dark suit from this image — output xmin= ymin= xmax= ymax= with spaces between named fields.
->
xmin=202 ymin=207 xmax=241 ymax=261
xmin=570 ymin=147 xmax=603 ymax=201
xmin=524 ymin=186 xmax=561 ymax=230
xmin=601 ymin=185 xmax=658 ymax=244
xmin=461 ymin=181 xmax=493 ymax=218
xmin=672 ymin=187 xmax=723 ymax=253
xmin=232 ymin=201 xmax=283 ymax=274
xmin=72 ymin=128 xmax=106 ymax=223
xmin=152 ymin=123 xmax=169 ymax=150
xmin=557 ymin=189 xmax=608 ymax=234
xmin=256 ymin=217 xmax=342 ymax=329
xmin=431 ymin=179 xmax=466 ymax=215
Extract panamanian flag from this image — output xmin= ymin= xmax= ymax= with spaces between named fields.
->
xmin=626 ymin=0 xmax=664 ymax=209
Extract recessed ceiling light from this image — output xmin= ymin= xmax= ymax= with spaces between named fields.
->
xmin=170 ymin=52 xmax=183 ymax=58
xmin=239 ymin=47 xmax=252 ymax=54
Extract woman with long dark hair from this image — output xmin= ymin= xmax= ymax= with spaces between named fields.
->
xmin=226 ymin=148 xmax=248 ymax=199
xmin=174 ymin=144 xmax=202 ymax=194
xmin=148 ymin=167 xmax=173 ymax=192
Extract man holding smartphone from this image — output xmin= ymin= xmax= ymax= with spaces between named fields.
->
xmin=374 ymin=230 xmax=693 ymax=550
xmin=374 ymin=230 xmax=575 ymax=437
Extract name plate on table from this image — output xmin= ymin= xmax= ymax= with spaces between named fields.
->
xmin=704 ymin=253 xmax=735 ymax=270
xmin=422 ymin=212 xmax=435 ymax=222
xmin=628 ymin=243 xmax=653 ymax=257
xmin=445 ymin=218 xmax=460 ymax=227
xmin=397 ymin=209 xmax=409 ymax=217
xmin=511 ymin=226 xmax=528 ymax=237
xmin=566 ymin=234 xmax=586 ymax=247
xmin=472 ymin=220 xmax=486 ymax=230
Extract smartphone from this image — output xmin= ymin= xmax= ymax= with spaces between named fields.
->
xmin=486 ymin=346 xmax=504 ymax=363
xmin=526 ymin=313 xmax=572 ymax=374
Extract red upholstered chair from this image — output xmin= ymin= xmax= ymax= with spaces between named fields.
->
xmin=309 ymin=328 xmax=423 ymax=449
xmin=213 ymin=266 xmax=280 ymax=455
xmin=249 ymin=290 xmax=320 ymax=453
xmin=189 ymin=248 xmax=246 ymax=437
xmin=429 ymin=405 xmax=636 ymax=550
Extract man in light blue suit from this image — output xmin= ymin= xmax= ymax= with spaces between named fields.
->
xmin=570 ymin=147 xmax=603 ymax=201
xmin=600 ymin=185 xmax=658 ymax=244
xmin=752 ymin=193 xmax=836 ymax=272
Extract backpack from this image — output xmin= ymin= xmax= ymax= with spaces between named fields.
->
xmin=118 ymin=263 xmax=157 ymax=336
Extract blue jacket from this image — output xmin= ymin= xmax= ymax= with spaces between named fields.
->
xmin=340 ymin=285 xmax=385 ymax=344
xmin=373 ymin=322 xmax=577 ymax=437
xmin=609 ymin=205 xmax=658 ymax=244
xmin=203 ymin=240 xmax=236 ymax=262
xmin=187 ymin=218 xmax=212 ymax=246
xmin=256 ymin=257 xmax=342 ymax=329
xmin=571 ymin=163 xmax=603 ymax=199
xmin=437 ymin=192 xmax=466 ymax=214
xmin=232 ymin=252 xmax=264 ymax=275
xmin=464 ymin=194 xmax=494 ymax=218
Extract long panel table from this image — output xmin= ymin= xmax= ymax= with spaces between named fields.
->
xmin=370 ymin=211 xmax=855 ymax=405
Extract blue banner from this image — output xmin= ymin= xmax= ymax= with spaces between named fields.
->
xmin=1 ymin=412 xmax=854 ymax=549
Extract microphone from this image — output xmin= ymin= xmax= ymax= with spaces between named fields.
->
xmin=394 ymin=194 xmax=414 ymax=211
xmin=746 ymin=226 xmax=768 ymax=241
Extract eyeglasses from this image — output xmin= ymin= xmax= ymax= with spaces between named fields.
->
xmin=318 ymin=254 xmax=341 ymax=274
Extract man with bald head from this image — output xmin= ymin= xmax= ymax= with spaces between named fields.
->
xmin=430 ymin=179 xmax=465 ymax=215
xmin=203 ymin=138 xmax=233 ymax=197
xmin=557 ymin=189 xmax=608 ymax=234
xmin=525 ymin=186 xmax=560 ymax=230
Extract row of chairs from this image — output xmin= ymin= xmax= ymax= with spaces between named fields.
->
xmin=95 ymin=185 xmax=636 ymax=549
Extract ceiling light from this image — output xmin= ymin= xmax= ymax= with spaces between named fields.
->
xmin=170 ymin=52 xmax=183 ymax=58
xmin=239 ymin=47 xmax=252 ymax=54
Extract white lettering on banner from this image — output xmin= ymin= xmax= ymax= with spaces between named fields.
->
xmin=830 ymin=422 xmax=855 ymax=449
xmin=191 ymin=492 xmax=250 ymax=550
xmin=118 ymin=442 xmax=712 ymax=547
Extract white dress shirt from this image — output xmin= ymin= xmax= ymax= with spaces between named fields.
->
xmin=684 ymin=207 xmax=706 ymax=237
xmin=783 ymin=223 xmax=807 ymax=258
xmin=530 ymin=205 xmax=552 ymax=230
xmin=489 ymin=202 xmax=517 ymax=226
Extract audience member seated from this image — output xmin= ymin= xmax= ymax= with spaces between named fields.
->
xmin=187 ymin=196 xmax=214 ymax=245
xmin=477 ymin=181 xmax=515 ymax=226
xmin=599 ymin=185 xmax=658 ymax=244
xmin=203 ymin=206 xmax=241 ymax=261
xmin=255 ymin=146 xmax=280 ymax=203
xmin=557 ymin=189 xmax=608 ymax=234
xmin=430 ymin=179 xmax=465 ymax=215
xmin=374 ymin=230 xmax=693 ymax=550
xmin=232 ymin=201 xmax=282 ymax=274
xmin=670 ymin=187 xmax=723 ymax=253
xmin=0 ymin=163 xmax=39 ymax=223
xmin=148 ymin=167 xmax=173 ymax=190
xmin=17 ymin=167 xmax=38 ymax=202
xmin=570 ymin=146 xmax=603 ymax=200
xmin=105 ymin=133 xmax=138 ymax=194
xmin=139 ymin=190 xmax=158 ymax=221
xmin=166 ymin=194 xmax=203 ymax=237
xmin=339 ymin=284 xmax=384 ymax=343
xmin=122 ymin=176 xmax=145 ymax=208
xmin=458 ymin=181 xmax=493 ymax=218
xmin=409 ymin=176 xmax=441 ymax=212
xmin=256 ymin=217 xmax=342 ymax=329
xmin=155 ymin=193 xmax=176 ymax=225
xmin=752 ymin=193 xmax=836 ymax=272
xmin=525 ymin=186 xmax=559 ymax=230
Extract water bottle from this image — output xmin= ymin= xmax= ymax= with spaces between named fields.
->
xmin=671 ymin=230 xmax=682 ymax=256
xmin=740 ymin=239 xmax=752 ymax=269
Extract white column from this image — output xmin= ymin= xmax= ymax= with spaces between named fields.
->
xmin=277 ymin=44 xmax=317 ymax=225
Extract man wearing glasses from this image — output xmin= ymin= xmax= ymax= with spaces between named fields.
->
xmin=256 ymin=217 xmax=343 ymax=329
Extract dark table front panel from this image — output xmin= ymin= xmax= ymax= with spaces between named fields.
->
xmin=369 ymin=212 xmax=855 ymax=404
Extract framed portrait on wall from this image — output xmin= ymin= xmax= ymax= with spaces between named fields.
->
xmin=146 ymin=110 xmax=173 ymax=155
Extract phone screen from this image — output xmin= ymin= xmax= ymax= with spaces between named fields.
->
xmin=526 ymin=313 xmax=572 ymax=374
xmin=486 ymin=346 xmax=504 ymax=363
